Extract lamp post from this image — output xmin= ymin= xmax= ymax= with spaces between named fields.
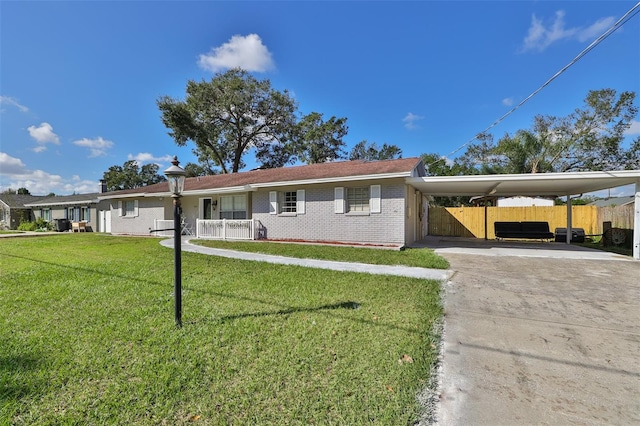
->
xmin=164 ymin=156 xmax=186 ymax=328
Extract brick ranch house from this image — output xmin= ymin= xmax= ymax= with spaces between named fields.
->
xmin=98 ymin=157 xmax=429 ymax=247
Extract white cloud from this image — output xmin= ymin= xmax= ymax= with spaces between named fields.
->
xmin=127 ymin=152 xmax=173 ymax=164
xmin=521 ymin=11 xmax=615 ymax=52
xmin=0 ymin=152 xmax=28 ymax=175
xmin=402 ymin=112 xmax=424 ymax=130
xmin=576 ymin=16 xmax=616 ymax=42
xmin=624 ymin=120 xmax=640 ymax=136
xmin=0 ymin=96 xmax=29 ymax=113
xmin=0 ymin=152 xmax=98 ymax=195
xmin=198 ymin=34 xmax=275 ymax=73
xmin=27 ymin=122 xmax=60 ymax=148
xmin=502 ymin=97 xmax=514 ymax=107
xmin=72 ymin=137 xmax=114 ymax=157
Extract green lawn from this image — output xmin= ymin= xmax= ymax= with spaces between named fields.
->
xmin=0 ymin=234 xmax=443 ymax=425
xmin=193 ymin=239 xmax=450 ymax=269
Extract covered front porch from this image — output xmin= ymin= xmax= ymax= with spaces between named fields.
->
xmin=158 ymin=190 xmax=256 ymax=240
xmin=154 ymin=218 xmax=258 ymax=240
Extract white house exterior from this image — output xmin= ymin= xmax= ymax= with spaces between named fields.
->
xmin=98 ymin=158 xmax=428 ymax=247
xmin=97 ymin=159 xmax=640 ymax=258
xmin=496 ymin=196 xmax=554 ymax=207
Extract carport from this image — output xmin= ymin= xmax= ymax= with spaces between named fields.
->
xmin=406 ymin=169 xmax=640 ymax=260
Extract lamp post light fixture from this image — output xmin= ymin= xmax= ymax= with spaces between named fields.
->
xmin=164 ymin=156 xmax=187 ymax=328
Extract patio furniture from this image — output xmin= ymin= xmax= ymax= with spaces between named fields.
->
xmin=495 ymin=221 xmax=554 ymax=241
xmin=72 ymin=221 xmax=87 ymax=232
xmin=180 ymin=217 xmax=193 ymax=236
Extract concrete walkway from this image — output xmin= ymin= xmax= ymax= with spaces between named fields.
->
xmin=429 ymin=238 xmax=640 ymax=425
xmin=160 ymin=237 xmax=453 ymax=281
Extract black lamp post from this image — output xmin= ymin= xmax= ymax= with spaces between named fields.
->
xmin=164 ymin=156 xmax=186 ymax=328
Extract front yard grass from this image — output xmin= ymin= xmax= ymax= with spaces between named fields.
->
xmin=193 ymin=239 xmax=450 ymax=269
xmin=0 ymin=234 xmax=443 ymax=425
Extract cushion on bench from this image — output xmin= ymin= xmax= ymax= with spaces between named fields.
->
xmin=495 ymin=221 xmax=554 ymax=240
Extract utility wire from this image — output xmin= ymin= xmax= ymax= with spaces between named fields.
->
xmin=426 ymin=2 xmax=640 ymax=171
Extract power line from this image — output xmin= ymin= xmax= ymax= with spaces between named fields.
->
xmin=426 ymin=2 xmax=640 ymax=171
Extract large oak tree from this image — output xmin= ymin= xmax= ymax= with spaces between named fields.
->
xmin=158 ymin=69 xmax=349 ymax=173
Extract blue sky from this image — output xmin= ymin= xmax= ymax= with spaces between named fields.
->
xmin=1 ymin=1 xmax=639 ymax=196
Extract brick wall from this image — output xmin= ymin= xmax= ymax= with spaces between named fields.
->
xmin=252 ymin=181 xmax=407 ymax=245
xmin=110 ymin=198 xmax=168 ymax=235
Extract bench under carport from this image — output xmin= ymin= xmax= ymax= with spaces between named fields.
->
xmin=406 ymin=170 xmax=640 ymax=260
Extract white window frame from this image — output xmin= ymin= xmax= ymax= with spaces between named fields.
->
xmin=81 ymin=206 xmax=90 ymax=222
xmin=269 ymin=190 xmax=305 ymax=216
xmin=220 ymin=195 xmax=247 ymax=220
xmin=346 ymin=186 xmax=370 ymax=213
xmin=118 ymin=200 xmax=139 ymax=217
xmin=42 ymin=208 xmax=52 ymax=221
xmin=335 ymin=185 xmax=381 ymax=215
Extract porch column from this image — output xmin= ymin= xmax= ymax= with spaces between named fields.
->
xmin=633 ymin=180 xmax=640 ymax=260
xmin=566 ymin=195 xmax=572 ymax=245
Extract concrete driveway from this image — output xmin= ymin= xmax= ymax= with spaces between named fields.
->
xmin=426 ymin=239 xmax=640 ymax=425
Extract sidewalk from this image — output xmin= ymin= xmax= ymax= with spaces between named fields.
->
xmin=0 ymin=231 xmax=59 ymax=238
xmin=160 ymin=237 xmax=453 ymax=281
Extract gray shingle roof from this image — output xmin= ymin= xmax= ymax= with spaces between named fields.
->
xmin=587 ymin=196 xmax=634 ymax=207
xmin=0 ymin=194 xmax=47 ymax=208
xmin=25 ymin=193 xmax=99 ymax=207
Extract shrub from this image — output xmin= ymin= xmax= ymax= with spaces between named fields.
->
xmin=17 ymin=218 xmax=53 ymax=232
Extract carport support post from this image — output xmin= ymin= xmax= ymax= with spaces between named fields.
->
xmin=633 ymin=181 xmax=640 ymax=260
xmin=566 ymin=195 xmax=572 ymax=245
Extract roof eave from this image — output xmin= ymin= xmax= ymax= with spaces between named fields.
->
xmin=253 ymin=171 xmax=414 ymax=189
xmin=25 ymin=199 xmax=98 ymax=207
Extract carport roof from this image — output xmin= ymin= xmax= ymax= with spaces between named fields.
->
xmin=406 ymin=169 xmax=640 ymax=197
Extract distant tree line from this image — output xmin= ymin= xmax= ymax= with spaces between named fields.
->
xmin=103 ymin=69 xmax=638 ymax=201
xmin=420 ymin=89 xmax=639 ymax=205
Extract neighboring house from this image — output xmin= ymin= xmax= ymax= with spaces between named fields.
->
xmin=98 ymin=158 xmax=428 ymax=247
xmin=587 ymin=196 xmax=635 ymax=208
xmin=25 ymin=192 xmax=107 ymax=232
xmin=0 ymin=194 xmax=46 ymax=229
xmin=496 ymin=196 xmax=555 ymax=207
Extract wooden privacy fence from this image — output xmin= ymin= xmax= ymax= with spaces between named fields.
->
xmin=427 ymin=205 xmax=632 ymax=239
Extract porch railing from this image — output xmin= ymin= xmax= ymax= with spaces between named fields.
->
xmin=196 ymin=219 xmax=255 ymax=240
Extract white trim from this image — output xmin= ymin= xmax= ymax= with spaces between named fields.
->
xmin=269 ymin=191 xmax=277 ymax=215
xmin=370 ymin=184 xmax=381 ymax=213
xmin=407 ymin=169 xmax=640 ymax=197
xmin=100 ymin=193 xmax=146 ymax=201
xmin=334 ymin=187 xmax=344 ymax=214
xmin=296 ymin=189 xmax=305 ymax=214
xmin=97 ymin=185 xmax=256 ymax=201
xmin=25 ymin=199 xmax=98 ymax=207
xmin=253 ymin=172 xmax=412 ymax=189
